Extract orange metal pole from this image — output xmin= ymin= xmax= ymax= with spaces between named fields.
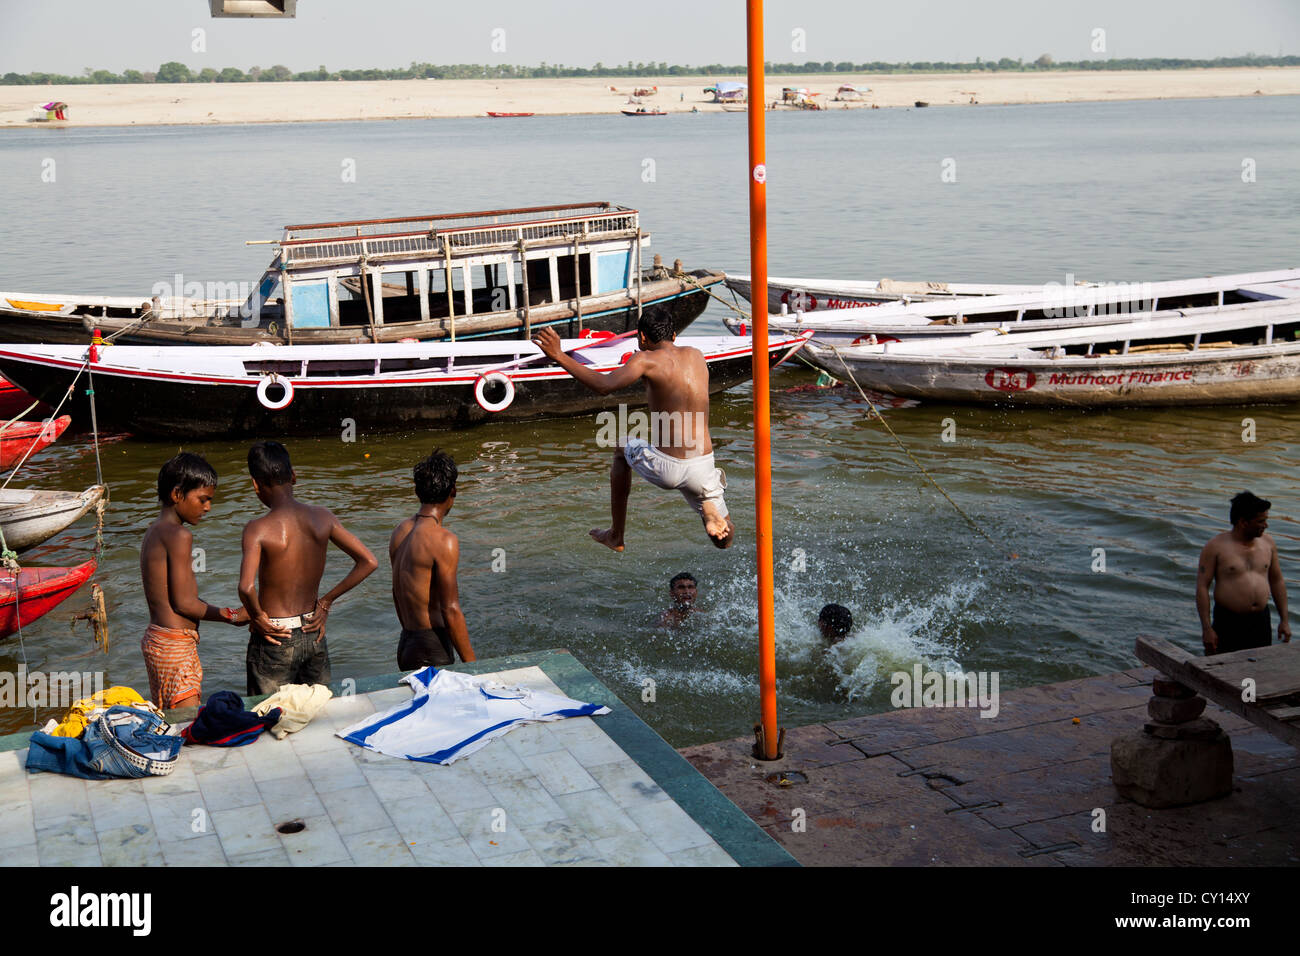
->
xmin=746 ymin=0 xmax=780 ymax=760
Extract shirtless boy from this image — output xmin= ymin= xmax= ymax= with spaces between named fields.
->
xmin=1196 ymin=491 xmax=1291 ymax=655
xmin=140 ymin=453 xmax=248 ymax=709
xmin=239 ymin=441 xmax=379 ymax=695
xmin=534 ymin=314 xmax=735 ymax=551
xmin=390 ymin=449 xmax=476 ymax=669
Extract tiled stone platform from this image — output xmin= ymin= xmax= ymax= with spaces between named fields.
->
xmin=0 ymin=650 xmax=794 ymax=867
xmin=680 ymin=667 xmax=1300 ymax=866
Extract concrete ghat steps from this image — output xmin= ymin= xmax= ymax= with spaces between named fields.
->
xmin=679 ymin=667 xmax=1300 ymax=866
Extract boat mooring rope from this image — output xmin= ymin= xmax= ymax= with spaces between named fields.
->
xmin=674 ymin=273 xmax=1006 ymax=552
xmin=826 ymin=344 xmax=1005 ymax=552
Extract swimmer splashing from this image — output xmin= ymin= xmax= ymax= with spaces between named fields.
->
xmin=534 ymin=313 xmax=736 ymax=551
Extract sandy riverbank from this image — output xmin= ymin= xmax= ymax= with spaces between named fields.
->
xmin=2 ymin=68 xmax=1298 ymax=128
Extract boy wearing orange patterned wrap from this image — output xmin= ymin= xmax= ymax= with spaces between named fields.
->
xmin=140 ymin=453 xmax=248 ymax=709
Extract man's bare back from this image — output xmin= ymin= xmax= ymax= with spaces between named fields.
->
xmin=244 ymin=501 xmax=336 ymax=618
xmin=635 ymin=343 xmax=714 ymax=459
xmin=389 ymin=450 xmax=475 ymax=666
xmin=390 ymin=515 xmax=450 ymax=631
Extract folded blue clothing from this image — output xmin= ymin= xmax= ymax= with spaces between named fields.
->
xmin=26 ymin=706 xmax=182 ymax=780
xmin=181 ymin=690 xmax=280 ymax=747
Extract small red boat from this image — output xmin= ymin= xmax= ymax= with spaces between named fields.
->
xmin=486 ymin=111 xmax=535 ymax=117
xmin=0 ymin=558 xmax=96 ymax=638
xmin=0 ymin=377 xmax=46 ymax=420
xmin=0 ymin=414 xmax=70 ymax=471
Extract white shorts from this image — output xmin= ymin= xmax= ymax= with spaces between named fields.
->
xmin=624 ymin=437 xmax=728 ymax=518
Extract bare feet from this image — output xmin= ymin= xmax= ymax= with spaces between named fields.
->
xmin=701 ymin=506 xmax=735 ymax=548
xmin=590 ymin=528 xmax=625 ymax=552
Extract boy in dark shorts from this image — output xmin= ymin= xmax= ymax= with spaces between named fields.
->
xmin=389 ymin=449 xmax=476 ymax=669
xmin=139 ymin=453 xmax=248 ymax=709
xmin=1196 ymin=490 xmax=1291 ymax=655
xmin=239 ymin=441 xmax=378 ymax=695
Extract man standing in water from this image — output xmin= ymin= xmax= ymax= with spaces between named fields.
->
xmin=1196 ymin=491 xmax=1291 ymax=655
xmin=390 ymin=449 xmax=476 ymax=669
xmin=533 ymin=314 xmax=735 ymax=551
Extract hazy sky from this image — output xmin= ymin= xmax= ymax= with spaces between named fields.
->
xmin=2 ymin=0 xmax=1298 ymax=74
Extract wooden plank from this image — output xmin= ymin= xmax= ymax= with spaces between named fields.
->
xmin=1135 ymin=636 xmax=1300 ymax=748
xmin=1261 ymin=705 xmax=1300 ymax=721
xmin=1197 ymin=648 xmax=1300 ymax=700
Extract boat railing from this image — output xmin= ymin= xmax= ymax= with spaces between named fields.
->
xmin=279 ymin=204 xmax=639 ymax=268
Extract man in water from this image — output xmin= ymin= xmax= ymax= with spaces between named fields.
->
xmin=659 ymin=572 xmax=699 ymax=627
xmin=533 ymin=314 xmax=735 ymax=551
xmin=390 ymin=449 xmax=476 ymax=669
xmin=1196 ymin=491 xmax=1291 ymax=655
xmin=818 ymin=603 xmax=853 ymax=644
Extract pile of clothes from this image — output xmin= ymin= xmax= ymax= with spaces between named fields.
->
xmin=27 ymin=687 xmax=183 ymax=780
xmin=25 ymin=684 xmax=333 ymax=780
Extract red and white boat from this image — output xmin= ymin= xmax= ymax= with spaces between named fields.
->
xmin=0 ymin=558 xmax=97 ymax=639
xmin=0 ymin=415 xmax=70 ymax=471
xmin=0 ymin=334 xmax=812 ymax=439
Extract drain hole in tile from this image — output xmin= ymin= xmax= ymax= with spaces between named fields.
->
xmin=276 ymin=820 xmax=307 ymax=834
xmin=765 ymin=770 xmax=808 ymax=787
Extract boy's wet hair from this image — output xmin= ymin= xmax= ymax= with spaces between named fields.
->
xmin=669 ymin=572 xmax=696 ymax=587
xmin=248 ymin=440 xmax=293 ymax=487
xmin=1230 ymin=490 xmax=1271 ymax=525
xmin=414 ymin=449 xmax=457 ymax=504
xmin=637 ymin=312 xmax=676 ymax=344
xmin=819 ymin=603 xmax=853 ymax=638
xmin=157 ymin=452 xmax=218 ymax=505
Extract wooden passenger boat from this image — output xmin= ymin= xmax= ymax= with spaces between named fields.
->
xmin=0 ymin=203 xmax=723 ymax=347
xmin=0 ymin=333 xmax=813 ymax=439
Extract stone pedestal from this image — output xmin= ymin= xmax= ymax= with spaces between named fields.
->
xmin=1111 ymin=677 xmax=1233 ymax=808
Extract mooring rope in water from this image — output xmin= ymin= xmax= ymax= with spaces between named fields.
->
xmin=0 ymin=358 xmax=90 ymax=495
xmin=675 ymin=271 xmax=754 ymax=322
xmin=826 ymin=344 xmax=1004 ymax=550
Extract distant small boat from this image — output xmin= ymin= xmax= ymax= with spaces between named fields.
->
xmin=0 ymin=485 xmax=107 ymax=553
xmin=486 ymin=112 xmax=534 ymax=117
xmin=0 ymin=415 xmax=70 ymax=472
xmin=0 ymin=558 xmax=97 ymax=639
xmin=621 ymin=108 xmax=667 ymax=116
xmin=914 ymin=101 xmax=930 ymax=108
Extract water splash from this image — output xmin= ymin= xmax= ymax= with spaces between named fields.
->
xmin=822 ymin=578 xmax=988 ymax=701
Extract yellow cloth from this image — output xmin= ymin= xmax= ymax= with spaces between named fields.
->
xmin=48 ymin=686 xmax=162 ymax=737
xmin=251 ymin=683 xmax=333 ymax=739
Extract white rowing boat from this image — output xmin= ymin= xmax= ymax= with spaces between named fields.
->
xmin=725 ymin=272 xmax=1049 ymax=314
xmin=0 ymin=485 xmax=107 ymax=552
xmin=726 ymin=268 xmax=1300 ymax=346
xmin=801 ymin=298 xmax=1300 ymax=407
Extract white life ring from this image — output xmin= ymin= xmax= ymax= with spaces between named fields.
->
xmin=256 ymin=374 xmax=295 ymax=410
xmin=474 ymin=371 xmax=515 ymax=412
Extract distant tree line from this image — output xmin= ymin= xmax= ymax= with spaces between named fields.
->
xmin=4 ymin=54 xmax=1299 ymax=85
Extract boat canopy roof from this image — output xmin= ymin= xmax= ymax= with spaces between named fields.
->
xmin=277 ymin=202 xmax=640 ymax=269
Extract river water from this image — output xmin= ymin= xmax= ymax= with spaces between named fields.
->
xmin=1 ymin=96 xmax=1297 ymax=744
